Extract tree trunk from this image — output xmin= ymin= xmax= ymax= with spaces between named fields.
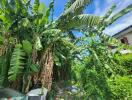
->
xmin=40 ymin=47 xmax=53 ymax=91
xmin=22 ymin=48 xmax=38 ymax=93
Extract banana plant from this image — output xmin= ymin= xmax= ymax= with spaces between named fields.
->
xmin=0 ymin=0 xmax=131 ymax=94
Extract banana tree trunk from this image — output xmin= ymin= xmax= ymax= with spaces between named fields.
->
xmin=40 ymin=47 xmax=53 ymax=91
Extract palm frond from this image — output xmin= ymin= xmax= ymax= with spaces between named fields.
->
xmin=62 ymin=0 xmax=91 ymax=16
xmin=66 ymin=14 xmax=101 ymax=29
xmin=22 ymin=40 xmax=32 ymax=55
xmin=108 ymin=4 xmax=132 ymax=25
xmin=15 ymin=0 xmax=21 ymax=13
xmin=32 ymin=0 xmax=40 ymax=14
xmin=42 ymin=29 xmax=61 ymax=35
xmin=41 ymin=29 xmax=62 ymax=45
xmin=0 ymin=15 xmax=11 ymax=24
xmin=59 ymin=38 xmax=77 ymax=50
xmin=38 ymin=0 xmax=54 ymax=26
xmin=0 ymin=0 xmax=6 ymax=8
xmin=8 ymin=44 xmax=25 ymax=81
xmin=64 ymin=0 xmax=76 ymax=10
xmin=103 ymin=4 xmax=116 ymax=20
xmin=45 ymin=0 xmax=54 ymax=21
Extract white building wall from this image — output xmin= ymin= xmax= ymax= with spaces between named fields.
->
xmin=118 ymin=32 xmax=132 ymax=45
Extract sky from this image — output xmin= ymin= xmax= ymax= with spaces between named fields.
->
xmin=39 ymin=0 xmax=132 ymax=36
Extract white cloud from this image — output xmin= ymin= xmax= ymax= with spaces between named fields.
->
xmin=93 ymin=0 xmax=119 ymax=16
xmin=104 ymin=12 xmax=132 ymax=36
xmin=109 ymin=0 xmax=132 ymax=18
xmin=102 ymin=0 xmax=132 ymax=36
xmin=104 ymin=23 xmax=130 ymax=36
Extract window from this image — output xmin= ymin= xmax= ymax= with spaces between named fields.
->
xmin=120 ymin=37 xmax=129 ymax=44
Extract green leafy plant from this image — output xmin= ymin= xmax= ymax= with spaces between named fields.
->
xmin=22 ymin=40 xmax=32 ymax=54
xmin=108 ymin=76 xmax=132 ymax=99
xmin=114 ymin=53 xmax=132 ymax=74
xmin=0 ymin=0 xmax=131 ymax=96
xmin=8 ymin=44 xmax=25 ymax=81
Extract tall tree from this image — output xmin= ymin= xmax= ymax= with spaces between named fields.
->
xmin=0 ymin=0 xmax=131 ymax=94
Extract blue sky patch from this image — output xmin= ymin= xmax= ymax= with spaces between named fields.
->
xmin=39 ymin=0 xmax=132 ymax=36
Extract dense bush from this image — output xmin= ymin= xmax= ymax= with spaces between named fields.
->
xmin=114 ymin=53 xmax=132 ymax=74
xmin=108 ymin=76 xmax=132 ymax=99
xmin=81 ymin=68 xmax=113 ymax=99
xmin=72 ymin=51 xmax=132 ymax=99
xmin=75 ymin=64 xmax=132 ymax=100
xmin=120 ymin=54 xmax=132 ymax=70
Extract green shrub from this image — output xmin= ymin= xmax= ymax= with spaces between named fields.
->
xmin=81 ymin=68 xmax=113 ymax=99
xmin=114 ymin=53 xmax=132 ymax=74
xmin=120 ymin=53 xmax=132 ymax=68
xmin=108 ymin=76 xmax=132 ymax=99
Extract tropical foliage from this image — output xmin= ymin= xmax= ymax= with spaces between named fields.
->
xmin=0 ymin=0 xmax=131 ymax=99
